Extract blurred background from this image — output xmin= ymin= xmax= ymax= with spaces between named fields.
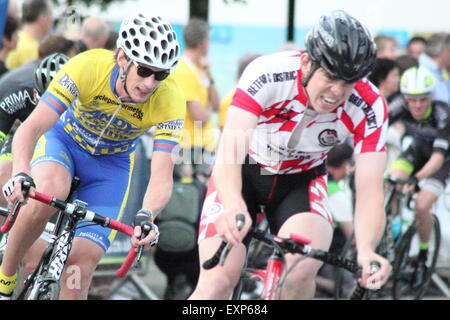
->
xmin=4 ymin=0 xmax=450 ymax=98
xmin=1 ymin=0 xmax=449 ymax=300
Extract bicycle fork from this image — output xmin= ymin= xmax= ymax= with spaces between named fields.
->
xmin=261 ymin=251 xmax=284 ymax=300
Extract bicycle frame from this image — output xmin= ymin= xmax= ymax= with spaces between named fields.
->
xmin=0 ymin=183 xmax=143 ymax=300
xmin=17 ymin=205 xmax=79 ymax=300
xmin=261 ymin=252 xmax=284 ymax=300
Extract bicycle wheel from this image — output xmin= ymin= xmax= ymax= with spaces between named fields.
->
xmin=34 ymin=281 xmax=60 ymax=300
xmin=334 ymin=232 xmax=359 ymax=299
xmin=392 ymin=215 xmax=441 ymax=300
xmin=232 ymin=269 xmax=266 ymax=300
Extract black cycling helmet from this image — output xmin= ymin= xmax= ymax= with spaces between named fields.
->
xmin=304 ymin=10 xmax=376 ymax=84
xmin=34 ymin=53 xmax=69 ymax=95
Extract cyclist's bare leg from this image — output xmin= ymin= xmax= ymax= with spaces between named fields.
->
xmin=389 ymin=168 xmax=435 ymax=243
xmin=414 ymin=189 xmax=436 ymax=244
xmin=59 ymin=237 xmax=104 ymax=300
xmin=388 ymin=169 xmax=409 ymax=214
xmin=189 ymin=237 xmax=247 ymax=300
xmin=277 ymin=212 xmax=333 ymax=300
xmin=0 ymin=162 xmax=71 ymax=277
xmin=18 ymin=238 xmax=48 ymax=291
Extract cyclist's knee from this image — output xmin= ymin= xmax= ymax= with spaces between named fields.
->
xmin=414 ymin=199 xmax=433 ymax=216
xmin=194 ymin=272 xmax=238 ymax=299
xmin=63 ymin=240 xmax=103 ymax=289
xmin=287 ymin=258 xmax=323 ymax=285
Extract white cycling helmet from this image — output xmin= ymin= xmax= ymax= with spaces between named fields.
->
xmin=400 ymin=66 xmax=435 ymax=97
xmin=117 ymin=12 xmax=180 ymax=69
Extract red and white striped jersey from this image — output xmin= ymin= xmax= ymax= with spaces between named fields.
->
xmin=231 ymin=50 xmax=388 ymax=174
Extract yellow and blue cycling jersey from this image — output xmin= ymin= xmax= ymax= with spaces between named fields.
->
xmin=31 ymin=49 xmax=186 ymax=252
xmin=42 ymin=49 xmax=186 ymax=156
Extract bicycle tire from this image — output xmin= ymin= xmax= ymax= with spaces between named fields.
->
xmin=392 ymin=214 xmax=441 ymax=300
xmin=232 ymin=269 xmax=266 ymax=300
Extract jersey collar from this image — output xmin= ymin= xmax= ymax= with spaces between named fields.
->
xmin=110 ymin=65 xmax=120 ymax=97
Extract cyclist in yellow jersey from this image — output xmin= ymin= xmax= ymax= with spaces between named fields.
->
xmin=0 ymin=12 xmax=185 ymax=300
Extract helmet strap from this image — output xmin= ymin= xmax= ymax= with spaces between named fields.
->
xmin=301 ymin=62 xmax=320 ymax=88
xmin=301 ymin=62 xmax=320 ymax=108
xmin=120 ymin=59 xmax=133 ymax=98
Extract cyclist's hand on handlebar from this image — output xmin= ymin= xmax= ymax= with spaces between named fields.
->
xmin=357 ymin=251 xmax=392 ymax=290
xmin=2 ymin=172 xmax=36 ymax=205
xmin=214 ymin=210 xmax=252 ymax=246
xmin=132 ymin=213 xmax=159 ymax=251
xmin=404 ymin=175 xmax=419 ymax=194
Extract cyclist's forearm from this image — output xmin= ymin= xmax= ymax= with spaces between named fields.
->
xmin=354 ymin=198 xmax=385 ymax=253
xmin=353 ymin=152 xmax=386 ymax=253
xmin=414 ymin=152 xmax=444 ymax=181
xmin=141 ymin=177 xmax=173 ymax=216
xmin=11 ymin=124 xmax=41 ymax=175
xmin=212 ymin=162 xmax=247 ymax=212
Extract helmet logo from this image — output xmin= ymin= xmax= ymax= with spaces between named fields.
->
xmin=318 ymin=25 xmax=334 ymax=47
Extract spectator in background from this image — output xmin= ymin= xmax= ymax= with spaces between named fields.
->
xmin=171 ymin=18 xmax=220 ymax=181
xmin=278 ymin=41 xmax=300 ymax=52
xmin=326 ymin=143 xmax=355 ymax=239
xmin=74 ymin=16 xmax=110 ymax=53
xmin=218 ymin=52 xmax=261 ymax=130
xmin=0 ymin=16 xmax=19 ymax=77
xmin=369 ymin=58 xmax=401 ymax=107
xmin=396 ymin=54 xmax=419 ymax=76
xmin=6 ymin=0 xmax=54 ymax=70
xmin=38 ymin=34 xmax=77 ymax=58
xmin=374 ymin=35 xmax=399 ymax=60
xmin=419 ymin=32 xmax=450 ymax=104
xmin=407 ymin=36 xmax=427 ymax=60
xmin=368 ymin=58 xmax=404 ymax=169
xmin=104 ymin=31 xmax=118 ymax=51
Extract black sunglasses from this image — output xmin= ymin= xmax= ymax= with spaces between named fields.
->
xmin=132 ymin=60 xmax=170 ymax=81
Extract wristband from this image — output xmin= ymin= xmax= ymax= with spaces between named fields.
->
xmin=137 ymin=208 xmax=154 ymax=219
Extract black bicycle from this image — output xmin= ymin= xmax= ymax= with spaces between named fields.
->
xmin=392 ymin=207 xmax=441 ymax=299
xmin=0 ymin=178 xmax=151 ymax=300
xmin=334 ymin=175 xmax=406 ymax=299
xmin=334 ymin=175 xmax=441 ymax=300
xmin=203 ymin=214 xmax=380 ymax=300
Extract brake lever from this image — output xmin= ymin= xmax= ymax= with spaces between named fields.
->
xmin=136 ymin=223 xmax=152 ymax=263
xmin=219 ymin=214 xmax=245 ymax=266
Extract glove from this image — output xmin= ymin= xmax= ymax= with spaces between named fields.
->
xmin=133 ymin=212 xmax=159 ymax=247
xmin=2 ymin=172 xmax=36 ymax=198
xmin=406 ymin=175 xmax=420 ymax=192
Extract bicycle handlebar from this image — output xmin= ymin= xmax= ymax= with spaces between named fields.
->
xmin=203 ymin=214 xmax=382 ymax=299
xmin=0 ymin=191 xmax=145 ymax=279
